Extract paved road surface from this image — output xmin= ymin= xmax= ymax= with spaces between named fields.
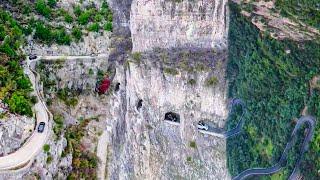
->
xmin=202 ymin=99 xmax=316 ymax=180
xmin=0 ymin=55 xmax=107 ymax=171
xmin=0 ymin=57 xmax=49 ymax=171
xmin=232 ymin=116 xmax=315 ymax=180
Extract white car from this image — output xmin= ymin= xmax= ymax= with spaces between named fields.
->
xmin=197 ymin=121 xmax=209 ymax=131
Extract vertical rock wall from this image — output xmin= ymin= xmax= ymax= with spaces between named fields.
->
xmin=130 ymin=0 xmax=229 ymax=52
xmin=105 ymin=52 xmax=230 ymax=179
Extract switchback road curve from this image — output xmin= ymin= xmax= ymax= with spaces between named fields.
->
xmin=227 ymin=99 xmax=316 ymax=180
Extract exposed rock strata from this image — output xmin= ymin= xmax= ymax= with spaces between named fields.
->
xmin=130 ymin=0 xmax=229 ymax=52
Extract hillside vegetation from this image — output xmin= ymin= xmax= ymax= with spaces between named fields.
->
xmin=3 ymin=0 xmax=113 ymax=45
xmin=227 ymin=2 xmax=320 ymax=179
xmin=0 ymin=9 xmax=33 ymax=116
xmin=275 ymin=0 xmax=320 ymax=30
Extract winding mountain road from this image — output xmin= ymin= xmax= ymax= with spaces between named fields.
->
xmin=0 ymin=54 xmax=316 ymax=180
xmin=0 ymin=57 xmax=50 ymax=171
xmin=219 ymin=99 xmax=316 ymax=180
xmin=0 ymin=55 xmax=107 ymax=172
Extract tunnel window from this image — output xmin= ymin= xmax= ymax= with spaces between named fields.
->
xmin=136 ymin=99 xmax=143 ymax=110
xmin=164 ymin=112 xmax=180 ymax=123
xmin=115 ymin=83 xmax=120 ymax=92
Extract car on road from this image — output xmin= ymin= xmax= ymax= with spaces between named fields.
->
xmin=29 ymin=54 xmax=37 ymax=60
xmin=37 ymin=122 xmax=45 ymax=133
xmin=197 ymin=121 xmax=209 ymax=131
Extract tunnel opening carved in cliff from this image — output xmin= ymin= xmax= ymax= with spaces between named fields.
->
xmin=164 ymin=112 xmax=180 ymax=123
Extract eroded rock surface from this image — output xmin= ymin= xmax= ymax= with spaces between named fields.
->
xmin=131 ymin=0 xmax=229 ymax=52
xmin=0 ymin=102 xmax=35 ymax=157
xmin=105 ymin=52 xmax=230 ymax=179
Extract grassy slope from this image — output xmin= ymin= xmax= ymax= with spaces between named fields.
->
xmin=226 ymin=2 xmax=320 ymax=179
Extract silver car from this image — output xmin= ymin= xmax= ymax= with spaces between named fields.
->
xmin=197 ymin=121 xmax=209 ymax=131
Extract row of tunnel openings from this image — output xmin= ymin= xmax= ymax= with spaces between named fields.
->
xmin=114 ymin=82 xmax=180 ymax=123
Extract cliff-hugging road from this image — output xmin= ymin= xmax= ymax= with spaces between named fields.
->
xmin=0 ymin=55 xmax=316 ymax=179
xmin=0 ymin=55 xmax=108 ymax=172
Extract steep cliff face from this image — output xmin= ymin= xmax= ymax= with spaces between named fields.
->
xmin=104 ymin=51 xmax=230 ymax=179
xmin=98 ymin=0 xmax=231 ymax=178
xmin=2 ymin=0 xmax=231 ymax=179
xmin=130 ymin=0 xmax=229 ymax=52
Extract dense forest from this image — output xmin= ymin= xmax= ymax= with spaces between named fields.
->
xmin=4 ymin=0 xmax=113 ymax=45
xmin=226 ymin=2 xmax=320 ymax=179
xmin=0 ymin=9 xmax=34 ymax=116
xmin=275 ymin=0 xmax=320 ymax=30
xmin=0 ymin=0 xmax=113 ymax=117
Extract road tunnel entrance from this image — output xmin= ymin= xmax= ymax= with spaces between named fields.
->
xmin=164 ymin=112 xmax=180 ymax=123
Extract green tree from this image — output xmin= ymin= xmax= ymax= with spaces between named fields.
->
xmin=34 ymin=23 xmax=53 ymax=43
xmin=47 ymin=0 xmax=57 ymax=8
xmin=16 ymin=76 xmax=32 ymax=90
xmin=53 ymin=29 xmax=71 ymax=45
xmin=35 ymin=0 xmax=51 ymax=18
xmin=8 ymin=92 xmax=32 ymax=116
xmin=72 ymin=28 xmax=82 ymax=41
xmin=104 ymin=22 xmax=112 ymax=32
xmin=87 ymin=23 xmax=99 ymax=32
xmin=64 ymin=13 xmax=73 ymax=23
xmin=43 ymin=144 xmax=50 ymax=152
xmin=73 ymin=5 xmax=81 ymax=16
xmin=78 ymin=11 xmax=91 ymax=25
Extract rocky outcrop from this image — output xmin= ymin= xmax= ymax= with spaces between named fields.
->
xmin=25 ymin=32 xmax=111 ymax=56
xmin=103 ymin=49 xmax=230 ymax=179
xmin=0 ymin=103 xmax=35 ymax=156
xmin=232 ymin=0 xmax=320 ymax=41
xmin=1 ymin=0 xmax=231 ymax=179
xmin=130 ymin=0 xmax=229 ymax=52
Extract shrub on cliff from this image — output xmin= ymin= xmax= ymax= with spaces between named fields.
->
xmin=35 ymin=0 xmax=51 ymax=18
xmin=8 ymin=92 xmax=32 ymax=117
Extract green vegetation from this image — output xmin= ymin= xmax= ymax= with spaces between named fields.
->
xmin=205 ymin=76 xmax=218 ymax=87
xmin=8 ymin=92 xmax=33 ymax=116
xmin=0 ymin=9 xmax=34 ymax=116
xmin=66 ymin=119 xmax=98 ymax=179
xmin=46 ymin=155 xmax=53 ymax=164
xmin=104 ymin=22 xmax=113 ymax=32
xmin=132 ymin=52 xmax=142 ymax=63
xmin=275 ymin=0 xmax=320 ymax=30
xmin=34 ymin=22 xmax=52 ymax=43
xmin=63 ymin=12 xmax=73 ymax=23
xmin=5 ymin=0 xmax=113 ymax=46
xmin=189 ymin=141 xmax=197 ymax=148
xmin=53 ymin=114 xmax=64 ymax=136
xmin=164 ymin=67 xmax=179 ymax=76
xmin=35 ymin=0 xmax=51 ymax=18
xmin=54 ymin=28 xmax=71 ymax=45
xmin=43 ymin=144 xmax=50 ymax=152
xmin=188 ymin=79 xmax=196 ymax=86
xmin=87 ymin=23 xmax=100 ymax=32
xmin=71 ymin=28 xmax=82 ymax=41
xmin=187 ymin=156 xmax=192 ymax=162
xmin=78 ymin=11 xmax=91 ymax=25
xmin=34 ymin=23 xmax=71 ymax=45
xmin=88 ymin=68 xmax=94 ymax=75
xmin=227 ymin=3 xmax=320 ymax=179
xmin=47 ymin=0 xmax=57 ymax=8
xmin=57 ymin=88 xmax=79 ymax=107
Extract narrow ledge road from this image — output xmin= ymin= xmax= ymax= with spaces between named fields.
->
xmin=0 ymin=55 xmax=108 ymax=172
